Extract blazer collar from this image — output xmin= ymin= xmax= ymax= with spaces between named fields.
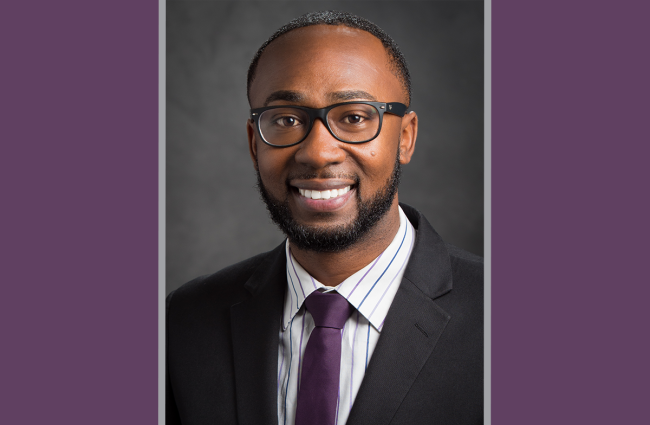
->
xmin=400 ymin=202 xmax=453 ymax=300
xmin=231 ymin=242 xmax=286 ymax=425
xmin=346 ymin=203 xmax=454 ymax=425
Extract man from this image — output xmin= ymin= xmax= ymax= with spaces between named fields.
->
xmin=167 ymin=10 xmax=483 ymax=425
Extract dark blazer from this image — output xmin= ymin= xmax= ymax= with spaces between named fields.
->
xmin=167 ymin=204 xmax=483 ymax=424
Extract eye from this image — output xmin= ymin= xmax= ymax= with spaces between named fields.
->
xmin=274 ymin=115 xmax=302 ymax=127
xmin=342 ymin=113 xmax=366 ymax=124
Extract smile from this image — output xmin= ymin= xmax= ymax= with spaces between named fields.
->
xmin=298 ymin=186 xmax=351 ymax=200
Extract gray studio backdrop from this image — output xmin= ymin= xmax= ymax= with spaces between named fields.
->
xmin=167 ymin=1 xmax=484 ymax=294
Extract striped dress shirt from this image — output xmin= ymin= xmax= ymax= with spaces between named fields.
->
xmin=277 ymin=206 xmax=416 ymax=425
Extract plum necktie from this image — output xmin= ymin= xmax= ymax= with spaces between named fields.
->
xmin=295 ymin=291 xmax=354 ymax=425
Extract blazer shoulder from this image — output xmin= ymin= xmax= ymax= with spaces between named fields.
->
xmin=167 ymin=245 xmax=283 ymax=314
xmin=445 ymin=243 xmax=483 ymax=277
xmin=436 ymin=243 xmax=483 ymax=322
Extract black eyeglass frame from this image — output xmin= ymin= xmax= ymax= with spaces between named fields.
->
xmin=250 ymin=101 xmax=408 ymax=148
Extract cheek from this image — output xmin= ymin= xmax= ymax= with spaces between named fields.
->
xmin=357 ymin=127 xmax=400 ymax=176
xmin=256 ymin=148 xmax=293 ymax=187
xmin=352 ymin=143 xmax=398 ymax=191
xmin=370 ymin=156 xmax=397 ymax=187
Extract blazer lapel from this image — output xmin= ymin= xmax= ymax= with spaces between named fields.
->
xmin=230 ymin=243 xmax=286 ymax=425
xmin=347 ymin=205 xmax=454 ymax=425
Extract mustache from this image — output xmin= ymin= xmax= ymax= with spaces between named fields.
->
xmin=285 ymin=170 xmax=360 ymax=184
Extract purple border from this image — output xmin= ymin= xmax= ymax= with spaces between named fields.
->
xmin=1 ymin=2 xmax=158 ymax=423
xmin=493 ymin=1 xmax=650 ymax=424
xmin=3 ymin=1 xmax=650 ymax=424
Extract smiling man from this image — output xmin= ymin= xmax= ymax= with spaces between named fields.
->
xmin=167 ymin=10 xmax=483 ymax=425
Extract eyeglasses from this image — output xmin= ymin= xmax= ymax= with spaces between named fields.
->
xmin=250 ymin=101 xmax=408 ymax=147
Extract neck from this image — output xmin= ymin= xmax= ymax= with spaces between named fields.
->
xmin=289 ymin=201 xmax=401 ymax=287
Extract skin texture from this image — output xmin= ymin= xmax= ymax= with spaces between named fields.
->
xmin=247 ymin=25 xmax=418 ymax=286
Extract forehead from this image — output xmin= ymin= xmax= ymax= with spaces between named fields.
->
xmin=249 ymin=25 xmax=405 ymax=107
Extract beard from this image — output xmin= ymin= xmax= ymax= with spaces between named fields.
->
xmin=256 ymin=150 xmax=401 ymax=253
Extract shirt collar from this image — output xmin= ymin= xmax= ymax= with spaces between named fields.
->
xmin=282 ymin=206 xmax=416 ymax=331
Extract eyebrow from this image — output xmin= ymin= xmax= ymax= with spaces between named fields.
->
xmin=263 ymin=90 xmax=378 ymax=107
xmin=327 ymin=90 xmax=377 ymax=103
xmin=263 ymin=90 xmax=306 ymax=106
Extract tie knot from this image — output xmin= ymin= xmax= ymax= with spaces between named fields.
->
xmin=304 ymin=291 xmax=353 ymax=329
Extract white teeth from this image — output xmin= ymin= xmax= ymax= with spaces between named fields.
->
xmin=299 ymin=186 xmax=351 ymax=200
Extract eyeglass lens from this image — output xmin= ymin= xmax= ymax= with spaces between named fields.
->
xmin=258 ymin=103 xmax=381 ymax=146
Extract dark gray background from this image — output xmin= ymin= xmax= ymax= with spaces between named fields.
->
xmin=166 ymin=1 xmax=484 ymax=294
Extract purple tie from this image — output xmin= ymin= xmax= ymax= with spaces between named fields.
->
xmin=295 ymin=291 xmax=354 ymax=425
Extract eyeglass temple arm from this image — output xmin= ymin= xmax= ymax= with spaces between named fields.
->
xmin=385 ymin=102 xmax=408 ymax=117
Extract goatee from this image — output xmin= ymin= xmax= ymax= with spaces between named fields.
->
xmin=256 ymin=151 xmax=401 ymax=253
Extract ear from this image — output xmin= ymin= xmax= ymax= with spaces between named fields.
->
xmin=398 ymin=111 xmax=418 ymax=164
xmin=246 ymin=119 xmax=259 ymax=170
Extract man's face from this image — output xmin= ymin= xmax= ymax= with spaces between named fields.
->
xmin=247 ymin=25 xmax=416 ymax=251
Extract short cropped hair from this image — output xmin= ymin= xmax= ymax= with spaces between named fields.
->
xmin=247 ymin=10 xmax=411 ymax=106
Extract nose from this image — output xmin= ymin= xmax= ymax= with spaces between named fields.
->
xmin=294 ymin=118 xmax=346 ymax=169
